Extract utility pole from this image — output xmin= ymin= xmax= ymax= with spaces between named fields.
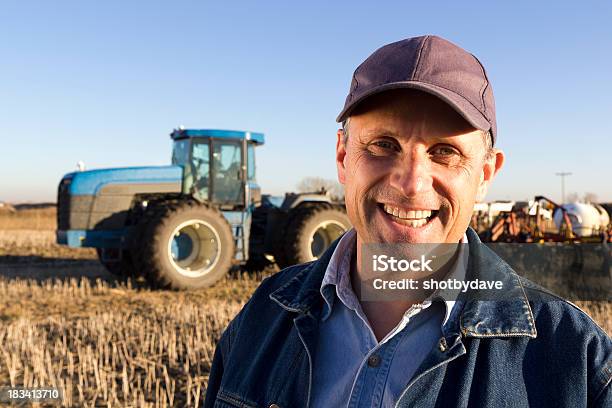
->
xmin=555 ymin=172 xmax=572 ymax=203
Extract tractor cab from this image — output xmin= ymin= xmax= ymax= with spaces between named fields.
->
xmin=170 ymin=129 xmax=264 ymax=210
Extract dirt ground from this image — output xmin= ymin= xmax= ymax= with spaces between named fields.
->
xmin=0 ymin=208 xmax=610 ymax=407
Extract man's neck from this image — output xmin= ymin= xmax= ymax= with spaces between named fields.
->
xmin=349 ymin=235 xmax=461 ymax=341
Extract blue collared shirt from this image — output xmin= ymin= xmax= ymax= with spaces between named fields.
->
xmin=311 ymin=229 xmax=468 ymax=408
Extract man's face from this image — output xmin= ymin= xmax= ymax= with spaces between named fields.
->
xmin=336 ymin=90 xmax=504 ymax=244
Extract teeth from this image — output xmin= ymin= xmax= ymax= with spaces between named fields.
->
xmin=407 ymin=219 xmax=427 ymax=227
xmin=382 ymin=204 xmax=435 ymax=224
xmin=398 ymin=218 xmax=427 ymax=228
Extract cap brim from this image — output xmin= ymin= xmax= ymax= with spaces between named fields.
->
xmin=336 ymin=81 xmax=491 ymax=134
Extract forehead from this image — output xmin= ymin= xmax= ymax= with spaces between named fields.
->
xmin=349 ymin=89 xmax=477 ymax=138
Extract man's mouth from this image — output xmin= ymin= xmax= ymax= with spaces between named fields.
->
xmin=379 ymin=203 xmax=440 ymax=228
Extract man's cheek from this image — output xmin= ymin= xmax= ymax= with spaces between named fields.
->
xmin=346 ymin=196 xmax=366 ymax=236
xmin=447 ymin=177 xmax=479 ymax=227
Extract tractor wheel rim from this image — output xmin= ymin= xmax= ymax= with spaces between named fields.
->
xmin=309 ymin=220 xmax=347 ymax=260
xmin=167 ymin=219 xmax=221 ymax=278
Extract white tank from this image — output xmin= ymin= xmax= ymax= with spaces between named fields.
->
xmin=593 ymin=204 xmax=610 ymax=229
xmin=553 ymin=202 xmax=607 ymax=237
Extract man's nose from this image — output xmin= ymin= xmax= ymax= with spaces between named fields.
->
xmin=388 ymin=151 xmax=433 ymax=197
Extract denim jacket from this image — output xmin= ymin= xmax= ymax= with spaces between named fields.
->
xmin=205 ymin=228 xmax=612 ymax=408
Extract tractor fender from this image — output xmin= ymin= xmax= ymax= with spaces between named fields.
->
xmin=280 ymin=191 xmax=335 ymax=211
xmin=259 ymin=192 xmax=335 ymax=254
xmin=57 ymin=166 xmax=182 ymax=235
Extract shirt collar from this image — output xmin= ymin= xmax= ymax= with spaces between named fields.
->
xmin=320 ymin=229 xmax=360 ymax=320
xmin=270 ymin=227 xmax=536 ymax=339
xmin=320 ymin=229 xmax=469 ymax=326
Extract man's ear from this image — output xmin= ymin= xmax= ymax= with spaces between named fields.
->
xmin=336 ymin=129 xmax=347 ymax=185
xmin=475 ymin=149 xmax=505 ymax=202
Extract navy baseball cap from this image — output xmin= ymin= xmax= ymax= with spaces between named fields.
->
xmin=337 ymin=35 xmax=497 ymax=144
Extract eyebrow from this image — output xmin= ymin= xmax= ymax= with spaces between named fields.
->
xmin=360 ymin=127 xmax=400 ymax=138
xmin=360 ymin=127 xmax=466 ymax=145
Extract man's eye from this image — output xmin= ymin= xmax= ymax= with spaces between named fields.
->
xmin=431 ymin=145 xmax=459 ymax=156
xmin=372 ymin=140 xmax=398 ymax=151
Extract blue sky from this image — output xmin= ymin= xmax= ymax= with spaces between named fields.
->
xmin=1 ymin=0 xmax=610 ymax=203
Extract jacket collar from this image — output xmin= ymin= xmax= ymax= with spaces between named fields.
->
xmin=269 ymin=227 xmax=537 ymax=339
xmin=459 ymin=228 xmax=537 ymax=338
xmin=269 ymin=238 xmax=339 ymax=314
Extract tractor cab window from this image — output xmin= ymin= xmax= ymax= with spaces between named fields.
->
xmin=212 ymin=140 xmax=243 ymax=205
xmin=191 ymin=141 xmax=210 ymax=200
xmin=247 ymin=144 xmax=256 ymax=181
xmin=172 ymin=139 xmax=190 ymax=165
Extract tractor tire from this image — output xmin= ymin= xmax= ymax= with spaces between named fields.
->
xmin=244 ymin=254 xmax=273 ymax=273
xmin=244 ymin=204 xmax=273 ymax=272
xmin=137 ymin=201 xmax=235 ymax=290
xmin=281 ymin=204 xmax=351 ymax=268
xmin=96 ymin=248 xmax=135 ymax=277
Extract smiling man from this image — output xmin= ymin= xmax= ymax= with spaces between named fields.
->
xmin=205 ymin=36 xmax=611 ymax=408
xmin=337 ymin=89 xmax=500 ymax=245
xmin=335 ymin=86 xmax=504 ymax=342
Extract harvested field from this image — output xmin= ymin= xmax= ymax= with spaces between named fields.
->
xmin=0 ymin=208 xmax=269 ymax=406
xmin=0 ymin=274 xmax=264 ymax=407
xmin=0 ymin=208 xmax=610 ymax=407
xmin=0 ymin=206 xmax=56 ymax=231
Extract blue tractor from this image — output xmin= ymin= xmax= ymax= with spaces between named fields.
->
xmin=56 ymin=129 xmax=351 ymax=289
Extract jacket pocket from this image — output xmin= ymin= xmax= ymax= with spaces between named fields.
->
xmin=214 ymin=389 xmax=259 ymax=408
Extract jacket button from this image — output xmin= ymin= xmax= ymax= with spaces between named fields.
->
xmin=367 ymin=354 xmax=381 ymax=367
xmin=438 ymin=337 xmax=448 ymax=352
xmin=269 ymin=405 xmax=280 ymax=408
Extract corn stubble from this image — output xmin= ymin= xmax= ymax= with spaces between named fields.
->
xmin=0 ymin=274 xmax=266 ymax=407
